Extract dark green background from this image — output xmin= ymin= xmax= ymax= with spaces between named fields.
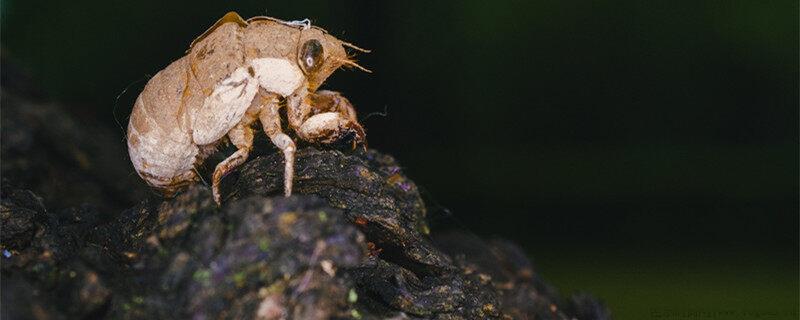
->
xmin=2 ymin=1 xmax=797 ymax=319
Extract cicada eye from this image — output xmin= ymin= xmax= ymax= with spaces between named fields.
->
xmin=300 ymin=39 xmax=324 ymax=73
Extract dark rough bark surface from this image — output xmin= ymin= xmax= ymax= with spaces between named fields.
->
xmin=1 ymin=59 xmax=149 ymax=213
xmin=1 ymin=59 xmax=611 ymax=319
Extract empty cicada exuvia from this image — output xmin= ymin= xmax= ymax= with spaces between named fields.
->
xmin=127 ymin=12 xmax=370 ymax=204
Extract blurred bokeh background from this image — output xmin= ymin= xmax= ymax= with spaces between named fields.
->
xmin=2 ymin=1 xmax=797 ymax=319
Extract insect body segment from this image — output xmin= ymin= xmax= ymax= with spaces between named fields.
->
xmin=127 ymin=12 xmax=368 ymax=204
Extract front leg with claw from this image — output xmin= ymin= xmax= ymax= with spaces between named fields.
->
xmin=287 ymin=89 xmax=366 ymax=149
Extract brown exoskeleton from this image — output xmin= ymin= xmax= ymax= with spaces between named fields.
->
xmin=127 ymin=12 xmax=369 ymax=204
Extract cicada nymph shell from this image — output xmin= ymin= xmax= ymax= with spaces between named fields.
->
xmin=127 ymin=12 xmax=370 ymax=204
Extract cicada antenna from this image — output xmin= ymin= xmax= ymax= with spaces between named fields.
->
xmin=342 ymin=41 xmax=371 ymax=53
xmin=337 ymin=58 xmax=372 ymax=73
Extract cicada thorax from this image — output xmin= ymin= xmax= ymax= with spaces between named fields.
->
xmin=185 ymin=21 xmax=264 ymax=147
xmin=242 ymin=19 xmax=300 ymax=61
